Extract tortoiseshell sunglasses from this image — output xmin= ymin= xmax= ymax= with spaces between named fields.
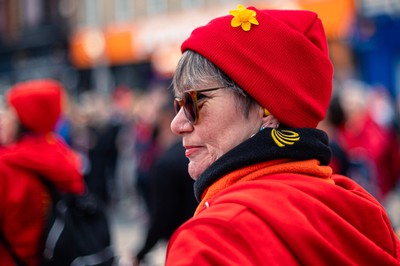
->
xmin=174 ymin=87 xmax=225 ymax=124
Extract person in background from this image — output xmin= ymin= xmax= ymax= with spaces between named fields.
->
xmin=318 ymin=93 xmax=350 ymax=176
xmin=132 ymin=87 xmax=168 ymax=214
xmin=166 ymin=5 xmax=400 ymax=265
xmin=0 ymin=79 xmax=85 ymax=266
xmin=82 ymin=92 xmax=121 ymax=206
xmin=132 ymin=97 xmax=197 ymax=266
xmin=335 ymin=82 xmax=400 ymax=202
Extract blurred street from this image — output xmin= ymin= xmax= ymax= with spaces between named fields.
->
xmin=109 ymin=197 xmax=167 ymax=266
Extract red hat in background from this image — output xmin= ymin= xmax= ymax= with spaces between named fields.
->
xmin=6 ymin=79 xmax=64 ymax=134
xmin=181 ymin=5 xmax=333 ymax=128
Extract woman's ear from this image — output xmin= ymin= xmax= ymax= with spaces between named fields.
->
xmin=260 ymin=114 xmax=280 ymax=129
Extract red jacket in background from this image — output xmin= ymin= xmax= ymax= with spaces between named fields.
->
xmin=0 ymin=133 xmax=85 ymax=266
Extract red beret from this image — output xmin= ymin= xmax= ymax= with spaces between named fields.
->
xmin=6 ymin=79 xmax=63 ymax=134
xmin=181 ymin=6 xmax=333 ymax=128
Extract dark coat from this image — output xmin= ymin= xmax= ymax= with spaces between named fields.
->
xmin=136 ymin=140 xmax=197 ymax=261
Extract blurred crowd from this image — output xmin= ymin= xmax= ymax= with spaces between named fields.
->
xmin=54 ymin=83 xmax=167 ymax=207
xmin=51 ymin=81 xmax=197 ymax=264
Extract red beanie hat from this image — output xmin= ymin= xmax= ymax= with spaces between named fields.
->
xmin=181 ymin=5 xmax=333 ymax=128
xmin=6 ymin=79 xmax=63 ymax=134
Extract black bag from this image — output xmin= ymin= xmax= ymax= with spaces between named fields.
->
xmin=41 ymin=183 xmax=115 ymax=266
xmin=1 ymin=185 xmax=115 ymax=266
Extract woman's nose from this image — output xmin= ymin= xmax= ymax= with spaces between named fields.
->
xmin=170 ymin=108 xmax=192 ymax=135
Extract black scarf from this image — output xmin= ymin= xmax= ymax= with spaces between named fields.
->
xmin=194 ymin=127 xmax=331 ymax=202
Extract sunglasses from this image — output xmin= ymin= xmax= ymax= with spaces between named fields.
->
xmin=174 ymin=87 xmax=224 ymax=124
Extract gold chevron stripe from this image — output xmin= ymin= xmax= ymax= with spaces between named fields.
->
xmin=271 ymin=129 xmax=300 ymax=147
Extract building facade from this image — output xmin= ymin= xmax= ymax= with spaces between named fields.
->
xmin=1 ymin=0 xmax=398 ymax=98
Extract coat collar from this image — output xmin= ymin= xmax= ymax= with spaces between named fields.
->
xmin=194 ymin=127 xmax=331 ymax=202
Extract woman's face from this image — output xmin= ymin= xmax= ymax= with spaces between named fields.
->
xmin=0 ymin=105 xmax=19 ymax=145
xmin=171 ymin=87 xmax=262 ymax=180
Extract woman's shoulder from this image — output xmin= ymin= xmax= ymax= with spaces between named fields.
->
xmin=195 ymin=173 xmax=378 ymax=228
xmin=0 ymin=145 xmax=17 ymax=163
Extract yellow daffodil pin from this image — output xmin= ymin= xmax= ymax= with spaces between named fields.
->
xmin=229 ymin=4 xmax=259 ymax=31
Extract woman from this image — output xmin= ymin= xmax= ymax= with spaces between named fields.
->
xmin=0 ymin=79 xmax=84 ymax=266
xmin=166 ymin=5 xmax=400 ymax=265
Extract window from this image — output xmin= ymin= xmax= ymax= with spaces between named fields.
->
xmin=82 ymin=0 xmax=100 ymax=26
xmin=181 ymin=0 xmax=204 ymax=9
xmin=147 ymin=0 xmax=168 ymax=14
xmin=115 ymin=0 xmax=133 ymax=21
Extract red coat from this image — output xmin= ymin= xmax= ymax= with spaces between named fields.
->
xmin=166 ymin=159 xmax=400 ymax=265
xmin=337 ymin=113 xmax=400 ymax=201
xmin=0 ymin=134 xmax=85 ymax=266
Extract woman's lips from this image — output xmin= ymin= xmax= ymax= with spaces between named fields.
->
xmin=184 ymin=146 xmax=201 ymax=157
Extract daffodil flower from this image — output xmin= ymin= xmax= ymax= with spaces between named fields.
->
xmin=229 ymin=4 xmax=259 ymax=31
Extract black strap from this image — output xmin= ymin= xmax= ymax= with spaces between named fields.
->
xmin=0 ymin=230 xmax=25 ymax=266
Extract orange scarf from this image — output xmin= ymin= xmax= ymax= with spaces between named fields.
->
xmin=195 ymin=159 xmax=333 ymax=215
